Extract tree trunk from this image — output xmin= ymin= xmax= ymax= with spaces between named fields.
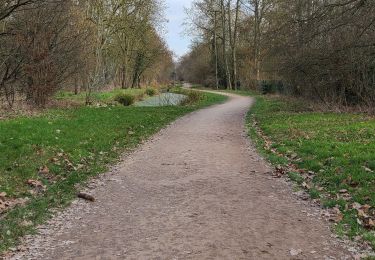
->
xmin=232 ymin=0 xmax=240 ymax=90
xmin=252 ymin=0 xmax=262 ymax=83
xmin=221 ymin=0 xmax=232 ymax=90
xmin=214 ymin=10 xmax=219 ymax=89
xmin=74 ymin=76 xmax=79 ymax=95
xmin=121 ymin=65 xmax=126 ymax=89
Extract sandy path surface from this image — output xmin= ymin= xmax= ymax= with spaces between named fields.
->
xmin=9 ymin=92 xmax=352 ymax=260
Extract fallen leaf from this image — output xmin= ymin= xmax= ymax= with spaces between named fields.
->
xmin=76 ymin=164 xmax=84 ymax=170
xmin=367 ymin=219 xmax=375 ymax=228
xmin=64 ymin=159 xmax=76 ymax=171
xmin=38 ymin=165 xmax=50 ymax=175
xmin=0 ymin=192 xmax=6 ymax=199
xmin=361 ymin=204 xmax=372 ymax=214
xmin=357 ymin=209 xmax=369 ymax=218
xmin=26 ymin=179 xmax=46 ymax=192
xmin=352 ymin=202 xmax=362 ymax=210
xmin=363 ymin=166 xmax=374 ymax=173
xmin=27 ymin=179 xmax=42 ymax=187
xmin=290 ymin=153 xmax=298 ymax=159
xmin=50 ymin=157 xmax=59 ymax=163
xmin=273 ymin=165 xmax=286 ymax=178
xmin=0 ymin=201 xmax=6 ymax=210
xmin=330 ymin=207 xmax=344 ymax=222
xmin=331 ymin=213 xmax=343 ymax=223
xmin=302 ymin=182 xmax=311 ymax=190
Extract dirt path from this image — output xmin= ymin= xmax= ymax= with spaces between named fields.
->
xmin=9 ymin=92 xmax=352 ymax=260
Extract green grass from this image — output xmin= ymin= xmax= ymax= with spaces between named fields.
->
xmin=0 ymin=90 xmax=227 ymax=253
xmin=243 ymin=93 xmax=375 ymax=249
xmin=55 ymin=89 xmax=147 ymax=104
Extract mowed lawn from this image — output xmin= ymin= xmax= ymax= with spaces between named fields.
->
xmin=0 ymin=91 xmax=227 ymax=252
xmin=247 ymin=94 xmax=375 ymax=247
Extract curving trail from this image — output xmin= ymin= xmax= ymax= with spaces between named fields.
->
xmin=9 ymin=92 xmax=352 ymax=260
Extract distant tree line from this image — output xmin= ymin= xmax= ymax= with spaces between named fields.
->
xmin=0 ymin=0 xmax=174 ymax=107
xmin=179 ymin=0 xmax=375 ymax=107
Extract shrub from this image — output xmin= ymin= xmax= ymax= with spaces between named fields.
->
xmin=114 ymin=93 xmax=135 ymax=106
xmin=259 ymin=80 xmax=284 ymax=95
xmin=145 ymin=88 xmax=157 ymax=96
xmin=259 ymin=81 xmax=274 ymax=95
xmin=181 ymin=90 xmax=203 ymax=105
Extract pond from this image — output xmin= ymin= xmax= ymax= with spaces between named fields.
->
xmin=135 ymin=93 xmax=187 ymax=107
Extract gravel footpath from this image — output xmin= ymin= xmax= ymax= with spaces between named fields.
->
xmin=7 ymin=92 xmax=354 ymax=259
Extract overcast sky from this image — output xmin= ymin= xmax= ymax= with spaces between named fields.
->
xmin=164 ymin=0 xmax=193 ymax=60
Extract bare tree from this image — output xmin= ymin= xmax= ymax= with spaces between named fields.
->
xmin=183 ymin=0 xmax=375 ymax=109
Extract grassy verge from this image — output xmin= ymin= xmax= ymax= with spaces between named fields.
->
xmin=0 ymin=90 xmax=227 ymax=253
xmin=240 ymin=92 xmax=375 ymax=249
xmin=55 ymin=88 xmax=147 ymax=105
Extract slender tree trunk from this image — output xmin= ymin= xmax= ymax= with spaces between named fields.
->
xmin=228 ymin=0 xmax=233 ymax=86
xmin=232 ymin=0 xmax=240 ymax=90
xmin=253 ymin=0 xmax=260 ymax=82
xmin=74 ymin=76 xmax=79 ymax=95
xmin=214 ymin=10 xmax=219 ymax=89
xmin=221 ymin=0 xmax=232 ymax=90
xmin=121 ymin=65 xmax=126 ymax=89
xmin=123 ymin=40 xmax=130 ymax=88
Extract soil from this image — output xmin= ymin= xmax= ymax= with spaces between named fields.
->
xmin=8 ymin=92 xmax=353 ymax=259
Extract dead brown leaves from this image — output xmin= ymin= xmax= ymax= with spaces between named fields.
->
xmin=325 ymin=206 xmax=344 ymax=223
xmin=273 ymin=165 xmax=286 ymax=178
xmin=0 ymin=192 xmax=30 ymax=214
xmin=253 ymin=120 xmax=283 ymax=157
xmin=252 ymin=117 xmax=375 ymax=232
xmin=351 ymin=202 xmax=375 ymax=229
xmin=38 ymin=165 xmax=50 ymax=175
xmin=26 ymin=179 xmax=46 ymax=193
xmin=0 ymin=192 xmax=8 ymax=211
xmin=322 ymin=198 xmax=375 ymax=230
xmin=49 ymin=152 xmax=84 ymax=172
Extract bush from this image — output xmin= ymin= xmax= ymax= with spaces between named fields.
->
xmin=114 ymin=93 xmax=135 ymax=106
xmin=181 ymin=90 xmax=203 ymax=105
xmin=145 ymin=88 xmax=157 ymax=96
xmin=259 ymin=80 xmax=284 ymax=95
